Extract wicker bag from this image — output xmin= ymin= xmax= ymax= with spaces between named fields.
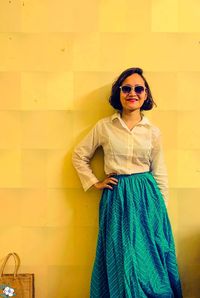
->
xmin=0 ymin=252 xmax=34 ymax=298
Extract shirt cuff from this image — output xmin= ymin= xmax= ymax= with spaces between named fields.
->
xmin=83 ymin=177 xmax=100 ymax=192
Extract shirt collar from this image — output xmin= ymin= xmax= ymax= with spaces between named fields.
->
xmin=111 ymin=112 xmax=151 ymax=127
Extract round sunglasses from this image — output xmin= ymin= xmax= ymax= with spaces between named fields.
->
xmin=119 ymin=85 xmax=146 ymax=94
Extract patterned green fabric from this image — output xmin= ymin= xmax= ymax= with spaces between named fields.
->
xmin=90 ymin=172 xmax=182 ymax=298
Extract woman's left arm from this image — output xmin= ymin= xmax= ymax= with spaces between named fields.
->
xmin=150 ymin=127 xmax=169 ymax=207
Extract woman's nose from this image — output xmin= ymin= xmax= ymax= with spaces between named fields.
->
xmin=128 ymin=88 xmax=137 ymax=96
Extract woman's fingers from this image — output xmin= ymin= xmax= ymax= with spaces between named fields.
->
xmin=104 ymin=177 xmax=118 ymax=189
xmin=93 ymin=176 xmax=118 ymax=190
xmin=107 ymin=177 xmax=118 ymax=185
xmin=105 ymin=183 xmax=113 ymax=190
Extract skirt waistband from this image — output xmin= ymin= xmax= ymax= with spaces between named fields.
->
xmin=112 ymin=171 xmax=151 ymax=178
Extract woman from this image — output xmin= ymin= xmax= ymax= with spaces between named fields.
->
xmin=72 ymin=67 xmax=183 ymax=297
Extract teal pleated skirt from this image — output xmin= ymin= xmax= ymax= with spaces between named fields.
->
xmin=90 ymin=172 xmax=182 ymax=298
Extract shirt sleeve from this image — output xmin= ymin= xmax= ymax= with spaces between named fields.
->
xmin=150 ymin=127 xmax=169 ymax=207
xmin=72 ymin=121 xmax=101 ymax=191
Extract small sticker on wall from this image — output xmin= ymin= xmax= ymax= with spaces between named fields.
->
xmin=0 ymin=285 xmax=16 ymax=297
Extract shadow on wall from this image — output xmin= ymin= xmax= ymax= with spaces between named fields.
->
xmin=54 ymin=138 xmax=105 ymax=296
xmin=59 ymin=83 xmax=112 ymax=296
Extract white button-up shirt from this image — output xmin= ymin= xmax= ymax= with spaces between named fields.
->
xmin=72 ymin=112 xmax=168 ymax=205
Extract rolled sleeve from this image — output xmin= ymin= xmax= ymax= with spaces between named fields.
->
xmin=72 ymin=122 xmax=100 ymax=191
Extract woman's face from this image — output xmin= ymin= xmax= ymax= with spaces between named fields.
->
xmin=119 ymin=73 xmax=147 ymax=112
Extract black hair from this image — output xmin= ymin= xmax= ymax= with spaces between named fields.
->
xmin=109 ymin=67 xmax=157 ymax=111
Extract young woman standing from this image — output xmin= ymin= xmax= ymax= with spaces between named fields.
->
xmin=72 ymin=67 xmax=183 ymax=297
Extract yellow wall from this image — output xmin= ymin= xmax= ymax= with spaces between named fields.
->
xmin=0 ymin=1 xmax=200 ymax=297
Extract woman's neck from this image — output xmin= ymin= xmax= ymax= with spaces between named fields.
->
xmin=120 ymin=110 xmax=143 ymax=130
xmin=121 ymin=109 xmax=142 ymax=123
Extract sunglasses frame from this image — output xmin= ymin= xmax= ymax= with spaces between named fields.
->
xmin=119 ymin=85 xmax=146 ymax=94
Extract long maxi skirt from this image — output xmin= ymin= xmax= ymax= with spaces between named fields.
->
xmin=90 ymin=172 xmax=183 ymax=298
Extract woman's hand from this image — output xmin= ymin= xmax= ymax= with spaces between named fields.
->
xmin=93 ymin=173 xmax=118 ymax=190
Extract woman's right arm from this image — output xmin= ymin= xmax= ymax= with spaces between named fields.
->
xmin=72 ymin=122 xmax=100 ymax=191
xmin=72 ymin=121 xmax=118 ymax=191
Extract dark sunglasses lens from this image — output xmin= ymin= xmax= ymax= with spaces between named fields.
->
xmin=135 ymin=86 xmax=145 ymax=93
xmin=121 ymin=85 xmax=145 ymax=94
xmin=121 ymin=86 xmax=131 ymax=93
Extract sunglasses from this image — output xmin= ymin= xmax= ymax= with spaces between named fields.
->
xmin=119 ymin=85 xmax=146 ymax=94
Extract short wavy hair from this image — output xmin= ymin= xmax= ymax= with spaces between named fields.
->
xmin=109 ymin=67 xmax=157 ymax=111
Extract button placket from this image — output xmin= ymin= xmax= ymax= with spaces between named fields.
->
xmin=127 ymin=134 xmax=133 ymax=170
